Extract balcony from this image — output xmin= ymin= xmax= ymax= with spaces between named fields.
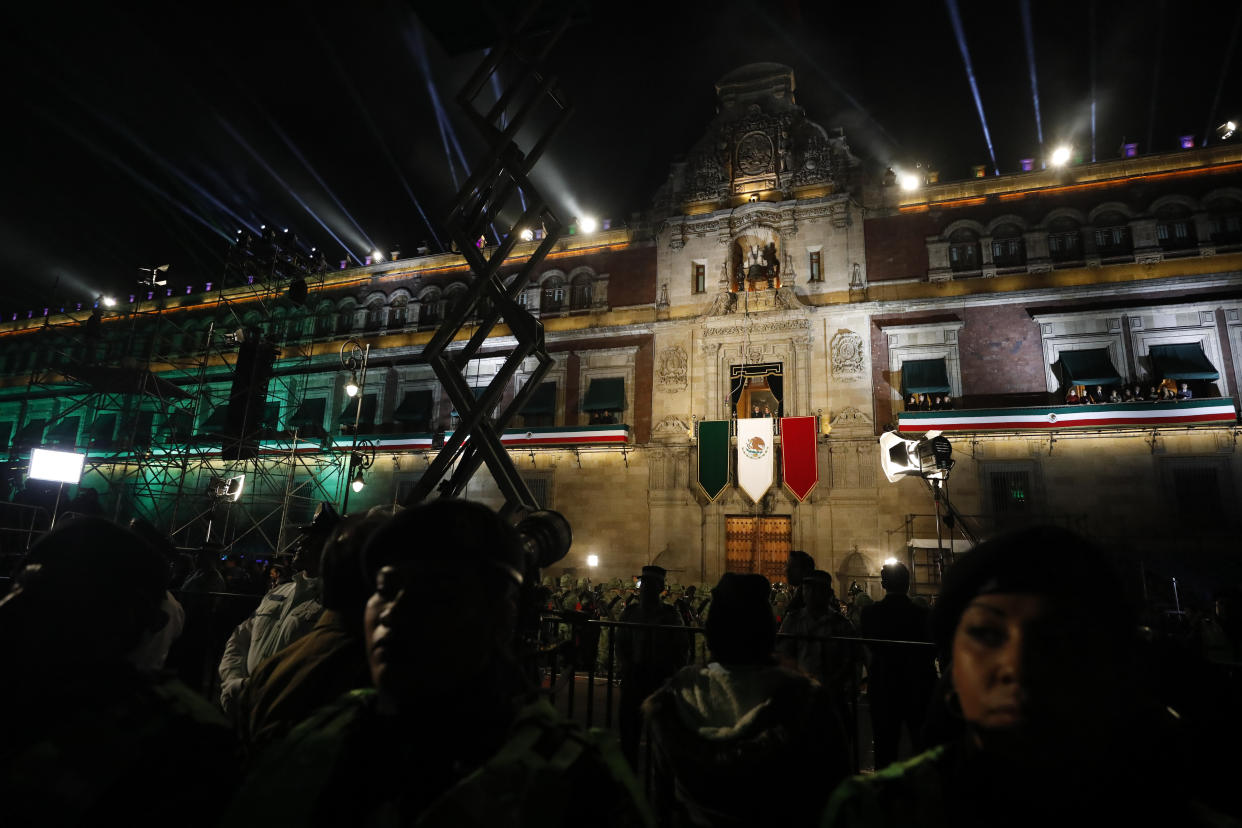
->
xmin=897 ymin=398 xmax=1237 ymax=434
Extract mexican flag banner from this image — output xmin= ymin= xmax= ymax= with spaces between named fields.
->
xmin=696 ymin=420 xmax=730 ymax=500
xmin=780 ymin=416 xmax=818 ymax=501
xmin=737 ymin=417 xmax=775 ymax=503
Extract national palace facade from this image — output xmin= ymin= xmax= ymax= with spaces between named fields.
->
xmin=3 ymin=64 xmax=1239 ymax=597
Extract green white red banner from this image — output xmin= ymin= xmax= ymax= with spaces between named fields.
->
xmin=737 ymin=417 xmax=775 ymax=503
xmin=780 ymin=416 xmax=818 ymax=501
xmin=697 ymin=420 xmax=730 ymax=501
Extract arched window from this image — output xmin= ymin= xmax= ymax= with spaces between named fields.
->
xmin=569 ymin=273 xmax=593 ymax=310
xmin=444 ymin=284 xmax=469 ymax=319
xmin=1155 ymin=204 xmax=1196 ymax=250
xmin=1046 ymin=216 xmax=1082 ymax=262
xmin=1092 ymin=211 xmax=1132 ymax=255
xmin=540 ymin=275 xmax=566 ymax=312
xmin=990 ymin=223 xmax=1026 ymax=267
xmin=314 ymin=302 xmax=335 ymax=337
xmin=419 ymin=289 xmax=445 ymax=327
xmin=389 ymin=296 xmax=409 ymax=329
xmin=948 ymin=228 xmax=980 ymax=272
xmin=268 ymin=308 xmax=290 ymax=343
xmin=364 ymin=298 xmax=385 ymax=331
xmin=336 ymin=302 xmax=356 ymax=335
xmin=1206 ymin=198 xmax=1242 ymax=245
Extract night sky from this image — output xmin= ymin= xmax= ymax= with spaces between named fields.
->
xmin=2 ymin=0 xmax=1239 ymax=319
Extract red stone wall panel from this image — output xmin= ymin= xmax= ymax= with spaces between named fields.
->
xmin=865 ymin=214 xmax=935 ymax=281
xmin=958 ymin=304 xmax=1048 ymax=395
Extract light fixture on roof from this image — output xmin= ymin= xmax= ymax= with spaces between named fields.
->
xmin=519 ymin=227 xmax=534 ymax=242
xmin=1220 ymin=120 xmax=1237 ymax=141
xmin=102 ymin=296 xmax=117 ymax=307
xmin=578 ymin=216 xmax=598 ymax=234
xmin=371 ymin=250 xmax=384 ymax=262
xmin=898 ymin=171 xmax=921 ymax=191
xmin=138 ymin=264 xmax=170 ymax=287
xmin=1049 ymin=145 xmax=1072 ymax=167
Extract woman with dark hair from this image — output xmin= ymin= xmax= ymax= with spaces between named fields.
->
xmin=824 ymin=526 xmax=1226 ymax=827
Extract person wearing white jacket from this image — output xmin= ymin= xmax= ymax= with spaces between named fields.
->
xmin=218 ymin=502 xmax=339 ymax=718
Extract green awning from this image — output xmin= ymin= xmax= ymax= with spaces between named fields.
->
xmin=339 ymin=394 xmax=377 ymax=425
xmin=1149 ymin=343 xmax=1219 ymax=380
xmin=581 ymin=377 xmax=625 ymax=412
xmin=451 ymin=386 xmax=488 ymax=417
xmin=900 ymin=359 xmax=951 ymax=394
xmin=287 ymin=398 xmax=326 ymax=430
xmin=1058 ymin=349 xmax=1122 ymax=386
xmin=519 ymin=382 xmax=557 ymax=415
xmin=394 ymin=389 xmax=433 ymax=422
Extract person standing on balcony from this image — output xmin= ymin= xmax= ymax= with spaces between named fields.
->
xmin=1178 ymin=382 xmax=1194 ymax=400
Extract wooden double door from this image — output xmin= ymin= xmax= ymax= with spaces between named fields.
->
xmin=725 ymin=515 xmax=792 ymax=581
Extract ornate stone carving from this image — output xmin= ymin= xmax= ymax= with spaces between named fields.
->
xmin=829 ymin=407 xmax=872 ymax=429
xmin=736 ymin=131 xmax=774 ymax=175
xmin=657 ymin=346 xmax=688 ymax=391
xmin=830 ymin=329 xmax=865 ymax=378
xmin=703 ymin=318 xmax=810 ymax=339
xmin=653 ymin=416 xmax=692 ymax=444
xmin=706 ymin=290 xmax=737 ymax=316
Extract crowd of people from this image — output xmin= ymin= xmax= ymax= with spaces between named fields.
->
xmin=1066 ymin=381 xmax=1199 ymax=404
xmin=1 ymin=503 xmax=1239 ymax=826
xmin=905 ymin=393 xmax=954 ymax=411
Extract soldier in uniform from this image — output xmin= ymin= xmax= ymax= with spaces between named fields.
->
xmin=616 ymin=564 xmax=687 ymax=766
xmin=227 ymin=499 xmax=653 ymax=827
xmin=218 ymin=501 xmax=340 ymax=718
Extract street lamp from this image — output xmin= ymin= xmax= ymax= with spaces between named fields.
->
xmin=339 ymin=339 xmax=371 ymax=513
xmin=343 ymin=440 xmax=375 ymax=511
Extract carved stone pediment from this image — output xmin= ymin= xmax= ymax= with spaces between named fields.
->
xmin=702 ymin=316 xmax=810 ymax=341
xmin=653 ymin=415 xmax=692 ymax=444
xmin=829 ymin=406 xmax=873 ymax=434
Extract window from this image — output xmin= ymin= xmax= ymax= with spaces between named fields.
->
xmin=808 ymin=251 xmax=822 ymax=282
xmin=1092 ymin=212 xmax=1132 ymax=254
xmin=948 ymin=229 xmax=980 ymax=272
xmin=364 ymin=300 xmax=385 ymax=331
xmin=990 ymin=224 xmax=1026 ymax=267
xmin=335 ymin=306 xmax=354 ymax=335
xmin=1211 ymin=213 xmax=1242 ymax=244
xmin=692 ymin=263 xmax=706 ymax=294
xmin=419 ymin=291 xmax=446 ymax=327
xmin=523 ymin=475 xmax=552 ymax=509
xmin=570 ymin=273 xmax=593 ymax=309
xmin=541 ymin=277 xmax=566 ymax=313
xmin=989 ymin=469 xmax=1031 ymax=514
xmin=389 ymin=297 xmax=409 ymax=329
xmin=1156 ymin=206 xmax=1196 ymax=250
xmin=1169 ymin=461 xmax=1224 ymax=521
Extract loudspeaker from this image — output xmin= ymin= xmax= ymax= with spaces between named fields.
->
xmin=222 ymin=331 xmax=278 ymax=461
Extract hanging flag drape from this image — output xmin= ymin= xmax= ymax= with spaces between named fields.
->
xmin=780 ymin=416 xmax=818 ymax=501
xmin=697 ymin=420 xmax=730 ymax=501
xmin=737 ymin=417 xmax=775 ymax=503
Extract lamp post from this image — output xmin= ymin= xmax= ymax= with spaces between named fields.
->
xmin=339 ymin=339 xmax=370 ymax=514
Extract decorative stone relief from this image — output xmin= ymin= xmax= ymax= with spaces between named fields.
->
xmin=653 ymin=415 xmax=692 ymax=444
xmin=704 ymin=318 xmax=810 ymax=339
xmin=830 ymin=329 xmax=865 ymax=378
xmin=706 ymin=290 xmax=737 ymax=316
xmin=830 ymin=407 xmax=872 ymax=430
xmin=657 ymin=347 xmax=688 ymax=392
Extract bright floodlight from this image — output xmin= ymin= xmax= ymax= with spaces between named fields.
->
xmin=898 ymin=172 xmax=920 ymax=191
xmin=587 ymin=554 xmax=599 ymax=567
xmin=1050 ymin=145 xmax=1072 ymax=166
xmin=29 ymin=448 xmax=86 ymax=484
xmin=884 ymin=557 xmax=899 ymax=567
xmin=519 ymin=227 xmax=534 ymax=241
xmin=102 ymin=296 xmax=117 ymax=307
xmin=578 ymin=216 xmax=598 ymax=233
xmin=371 ymin=250 xmax=384 ymax=262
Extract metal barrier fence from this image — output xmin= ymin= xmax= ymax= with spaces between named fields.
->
xmin=534 ymin=612 xmax=938 ymax=774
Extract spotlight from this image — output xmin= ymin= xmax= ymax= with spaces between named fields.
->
xmin=898 ymin=172 xmax=920 ymax=191
xmin=587 ymin=554 xmax=599 ymax=567
xmin=371 ymin=250 xmax=384 ymax=262
xmin=578 ymin=216 xmax=598 ymax=234
xmin=207 ymin=474 xmax=246 ymax=502
xmin=1219 ymin=120 xmax=1237 ymax=141
xmin=519 ymin=228 xmax=534 ymax=242
xmin=1050 ymin=145 xmax=1071 ymax=166
xmin=884 ymin=557 xmax=898 ymax=567
xmin=351 ymin=469 xmax=365 ymax=493
xmin=102 ymin=296 xmax=117 ymax=307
